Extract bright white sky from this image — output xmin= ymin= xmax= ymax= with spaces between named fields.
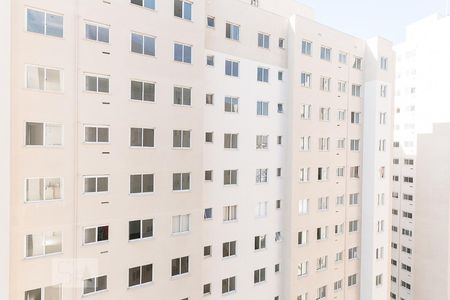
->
xmin=297 ymin=0 xmax=447 ymax=43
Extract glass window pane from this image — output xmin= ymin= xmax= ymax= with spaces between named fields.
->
xmin=85 ymin=76 xmax=97 ymax=91
xmin=44 ymin=284 xmax=61 ymax=300
xmin=26 ymin=178 xmax=44 ymax=202
xmin=98 ymin=78 xmax=109 ymax=93
xmin=233 ymin=62 xmax=239 ymax=76
xmin=143 ymin=174 xmax=154 ymax=193
xmin=173 ymin=174 xmax=181 ymax=190
xmin=144 ymin=0 xmax=156 ymax=9
xmin=183 ymin=45 xmax=191 ymax=63
xmin=44 ymin=231 xmax=62 ymax=254
xmin=182 ymin=88 xmax=191 ymax=105
xmin=171 ymin=258 xmax=179 ymax=276
xmin=27 ymin=66 xmax=45 ymax=90
xmin=84 ymin=228 xmax=96 ymax=244
xmin=174 ymin=0 xmax=183 ymax=18
xmin=97 ymin=226 xmax=109 ymax=242
xmin=172 ymin=216 xmax=180 ymax=233
xmin=83 ymin=278 xmax=95 ymax=294
xmin=181 ymin=256 xmax=189 ymax=273
xmin=130 ymin=174 xmax=142 ymax=194
xmin=174 ymin=44 xmax=183 ymax=62
xmin=85 ymin=127 xmax=97 ymax=142
xmin=46 ymin=13 xmax=63 ymax=37
xmin=129 ymin=267 xmax=141 ymax=286
xmin=27 ymin=9 xmax=45 ymax=34
xmin=182 ymin=173 xmax=190 ymax=189
xmin=131 ymin=0 xmax=143 ymax=5
xmin=130 ymin=128 xmax=143 ymax=147
xmin=142 ymin=219 xmax=153 ymax=238
xmin=97 ymin=128 xmax=109 ymax=143
xmin=129 ymin=220 xmax=141 ymax=240
xmin=182 ymin=131 xmax=190 ymax=148
xmin=174 ymin=87 xmax=182 ymax=104
xmin=86 ymin=24 xmax=97 ymax=40
xmin=131 ymin=33 xmax=143 ymax=54
xmin=26 ymin=234 xmax=43 ymax=257
xmin=26 ymin=122 xmax=44 ymax=146
xmin=143 ymin=82 xmax=155 ymax=101
xmin=97 ymin=27 xmax=109 ymax=43
xmin=173 ymin=130 xmax=182 ymax=147
xmin=45 ymin=124 xmax=62 ymax=146
xmin=84 ymin=178 xmax=96 ymax=193
xmin=181 ymin=215 xmax=189 ymax=231
xmin=96 ymin=276 xmax=107 ymax=291
xmin=131 ymin=80 xmax=143 ymax=100
xmin=97 ymin=177 xmax=108 ymax=192
xmin=45 ymin=178 xmax=61 ymax=200
xmin=144 ymin=36 xmax=155 ymax=56
xmin=184 ymin=2 xmax=192 ymax=20
xmin=142 ymin=264 xmax=153 ymax=283
xmin=143 ymin=128 xmax=154 ymax=147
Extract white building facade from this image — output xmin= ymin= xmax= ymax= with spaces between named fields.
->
xmin=1 ymin=0 xmax=394 ymax=299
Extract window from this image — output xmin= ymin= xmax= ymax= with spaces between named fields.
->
xmin=223 ymin=241 xmax=237 ymax=257
xmin=173 ymin=130 xmax=191 ymax=148
xmin=297 ymin=293 xmax=308 ymax=300
xmin=275 ymin=264 xmax=280 ymax=273
xmin=223 ymin=205 xmax=237 ymax=222
xmin=130 ymin=174 xmax=154 ymax=194
xmin=350 ymin=166 xmax=360 ymax=178
xmin=277 ymin=136 xmax=282 ymax=145
xmin=376 ymin=247 xmax=384 ymax=259
xmin=84 ymin=226 xmax=109 ymax=244
xmin=251 ymin=0 xmax=259 ymax=6
xmin=205 ymin=132 xmax=213 ymax=143
xmin=380 ymin=57 xmax=388 ymax=70
xmin=336 ymin=195 xmax=344 ymax=205
xmin=278 ymin=71 xmax=284 ymax=81
xmin=320 ymin=46 xmax=331 ymax=61
xmin=317 ymin=285 xmax=327 ymax=299
xmin=298 ymin=199 xmax=309 ymax=215
xmin=173 ymin=86 xmax=191 ymax=105
xmin=225 ymin=60 xmax=239 ymax=77
xmin=25 ymin=284 xmax=62 ymax=300
xmin=83 ymin=176 xmax=108 ymax=193
xmin=256 ymin=135 xmax=269 ymax=149
xmin=224 ymin=170 xmax=238 ymax=185
xmin=351 ymin=112 xmax=361 ymax=124
xmin=348 ymin=274 xmax=357 ymax=287
xmin=403 ymin=194 xmax=413 ymax=201
xmin=224 ymin=133 xmax=238 ymax=149
xmin=84 ymin=126 xmax=109 ymax=143
xmin=279 ymin=38 xmax=285 ymax=49
xmin=25 ymin=122 xmax=63 ymax=147
xmin=319 ymin=107 xmax=330 ymax=121
xmin=300 ymin=104 xmax=311 ymax=119
xmin=256 ymin=168 xmax=268 ymax=183
xmin=207 ymin=16 xmax=215 ymax=28
xmin=377 ymin=220 xmax=385 ymax=232
xmin=318 ymin=197 xmax=329 ymax=211
xmin=300 ymin=72 xmax=311 ymax=87
xmin=254 ymin=268 xmax=266 ymax=284
xmin=404 ymin=176 xmax=413 ymax=183
xmin=316 ymin=226 xmax=328 ymax=240
xmin=204 ymin=208 xmax=213 ymax=220
xmin=131 ymin=33 xmax=155 ymax=56
xmin=335 ymin=223 xmax=343 ymax=235
xmin=174 ymin=0 xmax=192 ymax=20
xmin=349 ymin=193 xmax=359 ymax=205
xmin=257 ymin=67 xmax=269 ymax=82
xmin=301 ymin=40 xmax=312 ymax=55
xmin=203 ymin=283 xmax=211 ymax=295
xmin=206 ymin=55 xmax=214 ymax=66
xmin=338 ymin=81 xmax=347 ymax=93
xmin=129 ymin=219 xmax=153 ymax=240
xmin=402 ymin=229 xmax=413 ymax=237
xmin=172 ymin=214 xmax=190 ymax=233
xmin=318 ymin=137 xmax=330 ymax=151
xmin=380 ymin=85 xmax=388 ymax=97
xmin=85 ymin=22 xmax=109 ymax=43
xmin=172 ymin=173 xmax=190 ymax=191
xmin=299 ymin=168 xmax=310 ymax=182
xmin=300 ymin=136 xmax=310 ymax=151
xmin=277 ymin=103 xmax=284 ymax=113
xmin=298 ymin=230 xmax=308 ymax=245
xmin=130 ymin=128 xmax=154 ymax=147
xmin=257 ymin=101 xmax=269 ymax=116
xmin=317 ymin=167 xmax=328 ymax=181
xmin=27 ymin=8 xmax=63 ymax=38
xmin=226 ymin=22 xmax=240 ymax=40
xmin=83 ymin=275 xmax=107 ymax=295
xmin=172 ymin=256 xmax=189 ymax=276
xmin=256 ymin=201 xmax=268 ymax=217
xmin=320 ymin=77 xmax=331 ymax=91
xmin=348 ymin=247 xmax=358 ymax=259
xmin=276 ymin=200 xmax=281 ymax=209
xmin=224 ymin=96 xmax=239 ymax=112
xmin=316 ymin=256 xmax=328 ymax=270
xmin=206 ymin=93 xmax=214 ymax=104
xmin=336 ymin=251 xmax=343 ymax=262
xmin=352 ymin=84 xmax=362 ymax=97
xmin=353 ymin=57 xmax=363 ymax=70
xmin=254 ymin=235 xmax=266 ymax=250
xmin=339 ymin=52 xmax=347 ymax=64
xmin=85 ymin=74 xmax=109 ymax=93
xmin=174 ymin=43 xmax=192 ymax=63
xmin=25 ymin=177 xmax=62 ymax=202
xmin=131 ymin=80 xmax=155 ymax=102
xmin=131 ymin=0 xmax=156 ymax=9
xmin=25 ymin=231 xmax=62 ymax=257
xmin=404 ymin=159 xmax=414 ymax=165
xmin=401 ymin=281 xmax=411 ymax=290
xmin=349 ymin=220 xmax=358 ymax=232
xmin=334 ymin=280 xmax=343 ymax=291
xmin=376 ymin=274 xmax=383 ymax=286
xmin=379 ymin=112 xmax=387 ymax=124
xmin=222 ymin=276 xmax=236 ymax=294
xmin=350 ymin=139 xmax=360 ymax=151
xmin=337 ymin=110 xmax=346 ymax=121
xmin=129 ymin=264 xmax=153 ymax=287
xmin=26 ymin=65 xmax=62 ymax=92
xmin=379 ymin=139 xmax=387 ymax=151
xmin=258 ymin=33 xmax=270 ymax=49
xmin=203 ymin=245 xmax=212 ymax=257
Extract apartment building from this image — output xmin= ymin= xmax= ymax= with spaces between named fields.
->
xmin=391 ymin=14 xmax=450 ymax=300
xmin=1 ymin=0 xmax=394 ymax=299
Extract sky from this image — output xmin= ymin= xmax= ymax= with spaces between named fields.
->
xmin=297 ymin=0 xmax=447 ymax=43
